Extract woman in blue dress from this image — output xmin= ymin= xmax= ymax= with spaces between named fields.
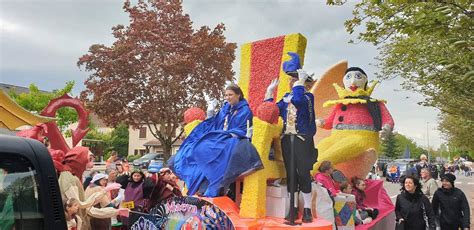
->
xmin=170 ymin=84 xmax=262 ymax=197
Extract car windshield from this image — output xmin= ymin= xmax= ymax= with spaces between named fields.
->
xmin=142 ymin=153 xmax=157 ymax=159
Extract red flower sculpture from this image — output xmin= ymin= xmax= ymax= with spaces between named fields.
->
xmin=184 ymin=107 xmax=206 ymax=124
xmin=256 ymin=102 xmax=279 ymax=124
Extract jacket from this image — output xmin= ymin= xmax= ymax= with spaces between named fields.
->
xmin=421 ymin=177 xmax=438 ymax=201
xmin=352 ymin=189 xmax=367 ymax=210
xmin=314 ymin=173 xmax=339 ymax=197
xmin=269 ymin=85 xmax=316 ymax=136
xmin=322 ymin=102 xmax=393 ymax=131
xmin=432 ymin=187 xmax=470 ymax=229
xmin=395 ymin=191 xmax=436 ymax=230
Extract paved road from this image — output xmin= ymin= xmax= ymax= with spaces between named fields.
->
xmin=383 ymin=173 xmax=474 ymax=224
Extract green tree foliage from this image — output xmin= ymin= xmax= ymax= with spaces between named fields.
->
xmin=438 ymin=112 xmax=473 ymax=153
xmin=338 ymin=1 xmax=473 ymax=152
xmin=78 ymin=0 xmax=236 ymax=161
xmin=394 ymin=133 xmax=426 ymax=160
xmin=109 ymin=123 xmax=129 ymax=157
xmin=8 ymin=82 xmax=78 ymax=130
xmin=84 ymin=122 xmax=129 ymax=158
xmin=381 ymin=129 xmax=400 ymax=159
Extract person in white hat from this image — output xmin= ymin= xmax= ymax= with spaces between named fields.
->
xmin=85 ymin=173 xmax=121 ymax=229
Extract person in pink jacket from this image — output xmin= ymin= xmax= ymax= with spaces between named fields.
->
xmin=314 ymin=161 xmax=340 ymax=196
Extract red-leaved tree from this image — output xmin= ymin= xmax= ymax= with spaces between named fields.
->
xmin=78 ymin=0 xmax=236 ymax=160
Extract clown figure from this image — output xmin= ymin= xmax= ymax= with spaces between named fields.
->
xmin=313 ymin=67 xmax=394 ymax=179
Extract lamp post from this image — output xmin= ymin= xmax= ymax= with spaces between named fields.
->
xmin=426 ymin=122 xmax=431 ymax=163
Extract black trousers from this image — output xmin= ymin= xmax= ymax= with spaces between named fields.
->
xmin=281 ymin=134 xmax=318 ymax=194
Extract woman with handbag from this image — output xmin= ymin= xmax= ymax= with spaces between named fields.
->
xmin=395 ymin=175 xmax=436 ymax=230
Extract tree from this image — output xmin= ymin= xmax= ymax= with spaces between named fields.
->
xmin=78 ymin=0 xmax=236 ymax=161
xmin=438 ymin=112 xmax=473 ymax=152
xmin=109 ymin=123 xmax=129 ymax=157
xmin=84 ymin=123 xmax=129 ymax=158
xmin=381 ymin=129 xmax=400 ymax=159
xmin=334 ymin=1 xmax=473 ymax=152
xmin=8 ymin=82 xmax=78 ymax=130
xmin=394 ymin=133 xmax=426 ymax=160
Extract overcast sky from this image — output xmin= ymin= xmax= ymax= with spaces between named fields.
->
xmin=0 ymin=0 xmax=443 ymax=149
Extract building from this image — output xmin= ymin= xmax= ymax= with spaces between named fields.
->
xmin=128 ymin=125 xmax=183 ymax=156
xmin=0 ymin=83 xmax=50 ymax=95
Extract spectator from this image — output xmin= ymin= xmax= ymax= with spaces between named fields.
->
xmin=439 ymin=164 xmax=445 ymax=177
xmin=122 ymin=158 xmax=131 ymax=172
xmin=314 ymin=161 xmax=340 ymax=196
xmin=84 ymin=173 xmax=122 ymax=229
xmin=121 ymin=170 xmax=155 ymax=212
xmin=420 ymin=168 xmax=438 ymax=201
xmin=395 ymin=175 xmax=436 ymax=230
xmin=105 ymin=169 xmax=121 ymax=201
xmin=83 ymin=170 xmax=98 ymax=190
xmin=148 ymin=168 xmax=183 ymax=208
xmin=416 ymin=154 xmax=430 ymax=177
xmin=432 ymin=173 xmax=470 ymax=230
xmin=389 ymin=164 xmax=398 ymax=183
xmin=351 ymin=177 xmax=379 ymax=220
xmin=64 ymin=198 xmax=81 ymax=230
xmin=430 ymin=163 xmax=439 ymax=180
xmin=105 ymin=151 xmax=118 ymax=170
xmin=339 ymin=182 xmax=372 ymax=225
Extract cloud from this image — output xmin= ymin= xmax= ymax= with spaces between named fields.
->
xmin=0 ymin=0 xmax=443 ymax=148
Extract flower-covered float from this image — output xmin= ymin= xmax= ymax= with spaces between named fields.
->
xmin=181 ymin=33 xmax=396 ymax=230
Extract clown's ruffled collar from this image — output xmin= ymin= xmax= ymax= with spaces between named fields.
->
xmin=323 ymin=81 xmax=386 ymax=107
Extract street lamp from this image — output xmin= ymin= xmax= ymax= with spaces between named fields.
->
xmin=426 ymin=122 xmax=430 ymax=163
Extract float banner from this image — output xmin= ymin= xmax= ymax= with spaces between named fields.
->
xmin=128 ymin=196 xmax=235 ymax=230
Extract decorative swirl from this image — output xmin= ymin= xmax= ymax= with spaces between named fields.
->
xmin=40 ymin=94 xmax=89 ymax=153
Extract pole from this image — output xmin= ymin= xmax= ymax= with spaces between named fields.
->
xmin=427 ymin=122 xmax=430 ymax=163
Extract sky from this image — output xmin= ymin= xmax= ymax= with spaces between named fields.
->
xmin=0 ymin=0 xmax=443 ymax=149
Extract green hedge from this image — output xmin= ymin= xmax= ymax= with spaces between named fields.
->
xmin=127 ymin=154 xmax=141 ymax=162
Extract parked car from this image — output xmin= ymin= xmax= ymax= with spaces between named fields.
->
xmin=133 ymin=152 xmax=164 ymax=169
xmin=147 ymin=160 xmax=164 ymax=173
xmin=385 ymin=159 xmax=417 ymax=181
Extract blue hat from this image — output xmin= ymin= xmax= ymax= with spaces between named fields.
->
xmin=282 ymin=52 xmax=313 ymax=82
xmin=282 ymin=52 xmax=301 ymax=73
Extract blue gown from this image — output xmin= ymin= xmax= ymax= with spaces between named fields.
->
xmin=169 ymin=99 xmax=263 ymax=197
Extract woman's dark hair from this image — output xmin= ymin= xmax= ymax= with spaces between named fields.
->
xmin=93 ymin=179 xmax=102 ymax=186
xmin=340 ymin=181 xmax=350 ymax=192
xmin=129 ymin=170 xmax=145 ymax=182
xmin=351 ymin=176 xmax=366 ymax=199
xmin=400 ymin=175 xmax=423 ymax=195
xmin=226 ymin=84 xmax=244 ymax=101
xmin=318 ymin=160 xmax=332 ymax=173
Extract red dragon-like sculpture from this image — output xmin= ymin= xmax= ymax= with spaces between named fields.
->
xmin=16 ymin=93 xmax=91 ymax=179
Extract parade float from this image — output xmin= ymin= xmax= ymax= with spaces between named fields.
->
xmin=0 ymin=33 xmax=396 ymax=230
xmin=182 ymin=33 xmax=396 ymax=230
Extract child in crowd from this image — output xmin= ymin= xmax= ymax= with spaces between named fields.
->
xmin=64 ymin=198 xmax=81 ymax=230
xmin=351 ymin=177 xmax=379 ymax=220
xmin=314 ymin=161 xmax=340 ymax=196
xmin=339 ymin=182 xmax=373 ymax=225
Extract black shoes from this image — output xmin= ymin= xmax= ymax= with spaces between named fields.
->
xmin=302 ymin=208 xmax=313 ymax=223
xmin=284 ymin=208 xmax=313 ymax=223
xmin=284 ymin=208 xmax=299 ymax=221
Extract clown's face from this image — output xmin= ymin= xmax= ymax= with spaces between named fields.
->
xmin=343 ymin=70 xmax=367 ymax=91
